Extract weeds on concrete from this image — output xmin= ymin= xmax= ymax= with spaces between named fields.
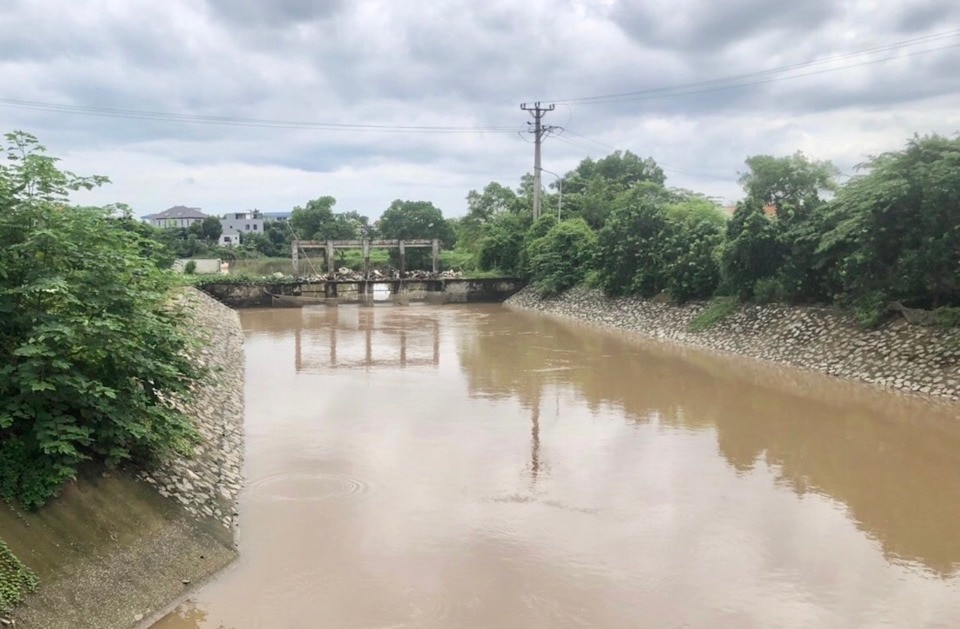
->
xmin=688 ymin=296 xmax=739 ymax=332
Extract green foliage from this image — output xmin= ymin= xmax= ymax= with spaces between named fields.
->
xmin=738 ymin=152 xmax=838 ymax=217
xmin=526 ymin=218 xmax=598 ymax=296
xmin=0 ymin=131 xmax=202 ymax=509
xmin=459 ymin=182 xmax=523 ymax=250
xmin=933 ymin=307 xmax=960 ymax=328
xmin=819 ymin=134 xmax=960 ymax=310
xmin=519 ymin=214 xmax=558 ymax=278
xmin=379 ymin=199 xmax=455 ymax=269
xmin=290 ymin=196 xmax=336 ymax=240
xmin=199 ymin=216 xmax=222 ymax=242
xmin=718 ymin=201 xmax=783 ymax=300
xmin=660 ymin=196 xmax=726 ymax=302
xmin=595 ymin=185 xmax=670 ymax=297
xmin=184 ymin=260 xmax=197 ymax=275
xmin=753 ymin=277 xmax=785 ymax=304
xmin=476 ymin=211 xmax=530 ymax=276
xmin=561 ymin=151 xmax=666 ymax=229
xmin=688 ymin=296 xmax=740 ymax=332
xmin=0 ymin=539 xmax=37 ymax=613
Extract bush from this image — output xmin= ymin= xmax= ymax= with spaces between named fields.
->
xmin=753 ymin=277 xmax=784 ymax=304
xmin=526 ymin=218 xmax=597 ymax=295
xmin=0 ymin=132 xmax=202 ymax=509
xmin=184 ymin=260 xmax=197 ymax=274
xmin=0 ymin=539 xmax=37 ymax=612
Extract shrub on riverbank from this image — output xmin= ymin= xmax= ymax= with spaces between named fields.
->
xmin=0 ymin=132 xmax=203 ymax=509
xmin=0 ymin=539 xmax=37 ymax=613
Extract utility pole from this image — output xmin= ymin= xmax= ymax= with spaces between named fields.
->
xmin=521 ymin=101 xmax=555 ymax=220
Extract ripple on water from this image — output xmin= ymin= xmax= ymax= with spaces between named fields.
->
xmin=247 ymin=471 xmax=370 ymax=502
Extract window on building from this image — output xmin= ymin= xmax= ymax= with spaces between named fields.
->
xmin=245 ymin=224 xmax=250 ymax=230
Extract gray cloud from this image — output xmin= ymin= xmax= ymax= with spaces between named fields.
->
xmin=0 ymin=0 xmax=956 ymax=215
xmin=203 ymin=0 xmax=344 ymax=27
xmin=610 ymin=0 xmax=838 ymax=54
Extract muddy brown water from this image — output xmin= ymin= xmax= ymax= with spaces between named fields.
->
xmin=151 ymin=304 xmax=960 ymax=628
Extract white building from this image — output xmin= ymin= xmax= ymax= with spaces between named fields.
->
xmin=219 ymin=210 xmax=264 ymax=247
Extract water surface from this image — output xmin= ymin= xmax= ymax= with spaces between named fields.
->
xmin=152 ymin=304 xmax=960 ymax=628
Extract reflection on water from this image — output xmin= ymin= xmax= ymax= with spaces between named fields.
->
xmin=152 ymin=304 xmax=960 ymax=628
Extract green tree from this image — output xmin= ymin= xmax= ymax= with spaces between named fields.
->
xmin=561 ymin=151 xmax=666 ymax=229
xmin=200 ymin=216 xmax=222 ymax=242
xmin=526 ymin=218 xmax=598 ymax=295
xmin=594 ymin=183 xmax=672 ymax=297
xmin=476 ymin=212 xmax=530 ymax=275
xmin=819 ymin=134 xmax=960 ymax=312
xmin=739 ymin=152 xmax=838 ymax=220
xmin=378 ymin=200 xmax=455 ymax=270
xmin=661 ymin=196 xmax=726 ymax=302
xmin=734 ymin=152 xmax=839 ymax=302
xmin=718 ymin=200 xmax=783 ymax=300
xmin=290 ymin=196 xmax=337 ymax=240
xmin=0 ymin=131 xmax=202 ymax=508
xmin=459 ymin=182 xmax=523 ymax=251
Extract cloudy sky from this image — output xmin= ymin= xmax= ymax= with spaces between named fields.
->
xmin=2 ymin=0 xmax=958 ymax=219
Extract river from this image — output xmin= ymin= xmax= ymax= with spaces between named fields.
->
xmin=151 ymin=304 xmax=960 ymax=628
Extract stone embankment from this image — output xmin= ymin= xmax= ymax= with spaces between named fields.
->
xmin=140 ymin=288 xmax=245 ymax=540
xmin=506 ymin=286 xmax=960 ymax=402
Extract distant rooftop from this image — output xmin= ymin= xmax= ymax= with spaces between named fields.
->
xmin=150 ymin=205 xmax=208 ymax=220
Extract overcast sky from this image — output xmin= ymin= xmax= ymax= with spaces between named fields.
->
xmin=2 ymin=0 xmax=958 ymax=219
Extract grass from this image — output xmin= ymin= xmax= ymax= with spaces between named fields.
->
xmin=688 ymin=296 xmax=740 ymax=332
xmin=0 ymin=539 xmax=37 ymax=613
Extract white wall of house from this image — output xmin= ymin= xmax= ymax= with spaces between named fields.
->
xmin=219 ymin=231 xmax=241 ymax=247
xmin=221 ymin=212 xmax=263 ymax=235
xmin=172 ymin=258 xmax=222 ymax=274
xmin=152 ymin=217 xmax=204 ymax=228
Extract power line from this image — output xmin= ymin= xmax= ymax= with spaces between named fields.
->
xmin=0 ymin=98 xmax=516 ymax=134
xmin=548 ymin=31 xmax=960 ymax=105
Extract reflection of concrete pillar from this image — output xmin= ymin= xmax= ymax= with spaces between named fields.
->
xmin=432 ymin=319 xmax=440 ymax=365
xmin=432 ymin=239 xmax=439 ymax=274
xmin=295 ymin=324 xmax=302 ymax=372
xmin=400 ymin=330 xmax=407 ymax=366
xmin=360 ymin=280 xmax=373 ymax=307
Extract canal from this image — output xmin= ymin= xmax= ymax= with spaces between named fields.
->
xmin=152 ymin=304 xmax=960 ymax=628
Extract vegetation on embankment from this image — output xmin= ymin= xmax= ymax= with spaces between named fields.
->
xmin=0 ymin=539 xmax=37 ymax=614
xmin=0 ymin=131 xmax=206 ymax=511
xmin=462 ymin=135 xmax=960 ymax=327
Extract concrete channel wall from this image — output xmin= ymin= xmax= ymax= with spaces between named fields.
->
xmin=506 ymin=286 xmax=960 ymax=402
xmin=200 ymin=277 xmax=523 ymax=308
xmin=140 ymin=288 xmax=245 ymax=541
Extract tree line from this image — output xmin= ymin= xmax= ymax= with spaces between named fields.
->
xmin=458 ymin=135 xmax=960 ymax=326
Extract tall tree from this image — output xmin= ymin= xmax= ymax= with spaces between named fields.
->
xmin=738 ymin=152 xmax=838 ymax=220
xmin=560 ymin=151 xmax=666 ymax=229
xmin=290 ymin=196 xmax=337 ymax=240
xmin=378 ymin=200 xmax=455 ymax=270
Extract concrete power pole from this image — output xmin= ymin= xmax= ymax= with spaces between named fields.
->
xmin=521 ymin=102 xmax=555 ymax=220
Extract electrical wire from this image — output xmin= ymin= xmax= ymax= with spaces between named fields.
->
xmin=547 ymin=31 xmax=960 ymax=105
xmin=0 ymin=98 xmax=517 ymax=134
